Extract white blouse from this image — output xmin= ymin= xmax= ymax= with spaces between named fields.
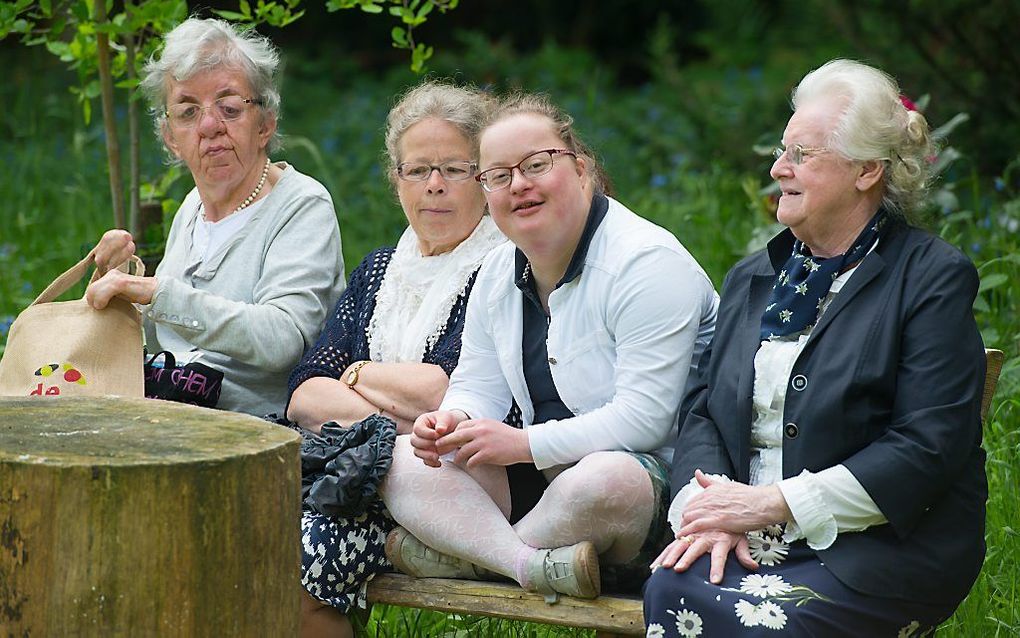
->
xmin=668 ymin=256 xmax=887 ymax=549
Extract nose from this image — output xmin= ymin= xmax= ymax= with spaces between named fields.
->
xmin=508 ymin=166 xmax=533 ymax=193
xmin=197 ymin=107 xmax=225 ymax=137
xmin=425 ymin=167 xmax=446 ymax=194
xmin=770 ymin=153 xmax=792 ymax=181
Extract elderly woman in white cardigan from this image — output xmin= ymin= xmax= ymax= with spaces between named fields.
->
xmin=86 ymin=18 xmax=343 ymax=416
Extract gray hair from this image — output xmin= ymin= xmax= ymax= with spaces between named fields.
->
xmin=792 ymin=59 xmax=934 ymax=221
xmin=483 ymin=92 xmax=613 ymax=197
xmin=384 ymin=81 xmax=495 ymax=181
xmin=141 ymin=18 xmax=282 ymax=158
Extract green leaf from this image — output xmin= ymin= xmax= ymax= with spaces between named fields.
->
xmin=240 ymin=0 xmax=252 ymax=17
xmin=360 ymin=2 xmax=383 ymax=14
xmin=391 ymin=25 xmax=407 ymax=47
xmin=212 ymin=10 xmax=248 ymax=20
xmin=979 ymin=273 xmax=1008 ymax=293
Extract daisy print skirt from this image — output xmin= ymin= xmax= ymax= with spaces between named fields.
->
xmin=643 ymin=527 xmax=953 ymax=637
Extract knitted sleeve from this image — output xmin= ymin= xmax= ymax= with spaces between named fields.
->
xmin=286 ymin=248 xmax=393 ymax=399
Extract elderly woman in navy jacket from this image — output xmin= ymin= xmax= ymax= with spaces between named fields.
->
xmin=644 ymin=59 xmax=986 ymax=637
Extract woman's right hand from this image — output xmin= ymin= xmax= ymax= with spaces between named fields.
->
xmin=410 ymin=410 xmax=467 ymax=467
xmin=94 ymin=229 xmax=136 ymax=275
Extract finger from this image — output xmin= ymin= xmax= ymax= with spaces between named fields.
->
xmin=694 ymin=469 xmax=715 ymax=489
xmin=659 ymin=535 xmax=696 ymax=569
xmin=708 ymin=540 xmax=731 ymax=584
xmin=411 ymin=447 xmax=441 ymax=467
xmin=675 ymin=518 xmax=716 ymax=538
xmin=453 ymin=439 xmax=482 ymax=467
xmin=408 ymin=434 xmax=437 ymax=451
xmin=85 ymin=281 xmax=111 ymax=310
xmin=436 ymin=428 xmax=472 ymax=455
xmin=674 ymin=537 xmax=710 ymax=572
xmin=735 ymin=537 xmax=759 ymax=571
xmin=652 ymin=539 xmax=686 ymax=571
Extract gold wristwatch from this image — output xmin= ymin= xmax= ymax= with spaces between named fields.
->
xmin=344 ymin=360 xmax=371 ymax=388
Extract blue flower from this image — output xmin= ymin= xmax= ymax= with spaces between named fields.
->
xmin=21 ymin=282 xmax=32 ymax=293
xmin=994 ymin=177 xmax=1005 ymax=192
xmin=0 ymin=243 xmax=12 ymax=259
xmin=0 ymin=316 xmax=14 ymax=338
xmin=971 ymin=242 xmax=982 ymax=254
xmin=650 ymin=174 xmax=668 ymax=188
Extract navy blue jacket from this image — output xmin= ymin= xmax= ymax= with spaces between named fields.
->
xmin=671 ymin=221 xmax=987 ymax=606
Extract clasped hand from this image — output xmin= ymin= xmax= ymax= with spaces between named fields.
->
xmin=651 ymin=470 xmax=791 ymax=584
xmin=409 ymin=410 xmax=532 ymax=469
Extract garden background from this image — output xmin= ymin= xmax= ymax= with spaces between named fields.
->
xmin=0 ymin=1 xmax=1016 ymax=635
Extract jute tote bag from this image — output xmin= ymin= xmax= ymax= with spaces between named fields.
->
xmin=0 ymin=249 xmax=145 ymax=398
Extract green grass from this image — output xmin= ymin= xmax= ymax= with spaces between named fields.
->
xmin=1 ymin=43 xmax=1017 ymax=637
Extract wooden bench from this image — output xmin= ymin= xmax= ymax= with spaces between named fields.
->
xmin=366 ymin=349 xmax=1005 ymax=636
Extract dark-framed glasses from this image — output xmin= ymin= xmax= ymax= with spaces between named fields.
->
xmin=772 ymin=144 xmax=829 ymax=165
xmin=475 ymin=148 xmax=577 ymax=193
xmin=165 ymin=96 xmax=262 ymax=128
xmin=395 ymin=160 xmax=477 ymax=182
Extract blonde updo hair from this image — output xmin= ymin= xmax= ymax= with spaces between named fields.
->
xmin=483 ymin=92 xmax=614 ymax=197
xmin=793 ymin=59 xmax=934 ymax=221
xmin=384 ymin=80 xmax=495 ymax=184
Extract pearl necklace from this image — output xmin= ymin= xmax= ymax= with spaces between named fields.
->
xmin=202 ymin=158 xmax=271 ymax=222
xmin=236 ymin=157 xmax=271 ymax=212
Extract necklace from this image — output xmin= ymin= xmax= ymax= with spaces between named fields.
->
xmin=236 ymin=157 xmax=271 ymax=212
xmin=202 ymin=157 xmax=271 ymax=222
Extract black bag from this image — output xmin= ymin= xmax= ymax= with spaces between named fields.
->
xmin=298 ymin=414 xmax=397 ymax=517
xmin=144 ymin=350 xmax=223 ymax=409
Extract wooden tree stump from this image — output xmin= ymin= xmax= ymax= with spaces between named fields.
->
xmin=0 ymin=397 xmax=301 ymax=636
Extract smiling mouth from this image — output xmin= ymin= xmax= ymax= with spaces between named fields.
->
xmin=781 ymin=189 xmax=802 ymax=196
xmin=512 ymin=200 xmax=543 ymax=212
xmin=421 ymin=208 xmax=452 ymax=214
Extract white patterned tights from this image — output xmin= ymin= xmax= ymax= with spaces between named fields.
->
xmin=380 ymin=436 xmax=655 ymax=585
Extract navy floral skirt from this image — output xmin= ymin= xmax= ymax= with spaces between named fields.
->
xmin=301 ymin=500 xmax=396 ymax=613
xmin=643 ymin=529 xmax=954 ymax=637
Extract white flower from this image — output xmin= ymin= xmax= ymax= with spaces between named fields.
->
xmin=739 ymin=573 xmax=793 ymax=598
xmin=779 ymin=309 xmax=793 ymax=323
xmin=898 ymin=620 xmax=921 ymax=638
xmin=757 ymin=600 xmax=787 ymax=630
xmin=645 ymin=622 xmax=666 ymax=638
xmin=734 ymin=599 xmax=760 ymax=627
xmin=747 ymin=532 xmax=789 ymax=566
xmin=804 ymin=259 xmax=820 ymax=272
xmin=795 ymin=282 xmax=809 ymax=295
xmin=763 ymin=523 xmax=784 ymax=538
xmin=671 ymin=609 xmax=703 ymax=637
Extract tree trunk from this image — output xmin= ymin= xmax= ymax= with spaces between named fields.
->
xmin=94 ymin=0 xmax=126 ymax=230
xmin=0 ymin=397 xmax=301 ymax=636
xmin=125 ymin=18 xmax=141 ymax=239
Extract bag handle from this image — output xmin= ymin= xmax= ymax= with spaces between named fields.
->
xmin=32 ymin=248 xmax=146 ymax=306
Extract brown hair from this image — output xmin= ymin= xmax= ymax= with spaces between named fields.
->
xmin=484 ymin=92 xmax=614 ymax=197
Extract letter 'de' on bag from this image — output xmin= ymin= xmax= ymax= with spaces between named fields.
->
xmin=0 ymin=249 xmax=145 ymax=398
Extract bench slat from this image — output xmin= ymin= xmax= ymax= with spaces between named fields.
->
xmin=366 ymin=573 xmax=644 ymax=635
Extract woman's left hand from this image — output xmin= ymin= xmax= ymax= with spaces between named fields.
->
xmin=435 ymin=419 xmax=533 ymax=468
xmin=676 ymin=470 xmax=792 ymax=537
xmin=86 ymin=270 xmax=158 ymax=309
xmin=652 ymin=528 xmax=758 ymax=584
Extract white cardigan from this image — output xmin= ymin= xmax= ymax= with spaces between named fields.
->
xmin=440 ymin=197 xmax=718 ymax=469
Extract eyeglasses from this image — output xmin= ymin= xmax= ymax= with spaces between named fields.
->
xmin=396 ymin=160 xmax=477 ymax=182
xmin=772 ymin=144 xmax=829 ymax=165
xmin=475 ymin=148 xmax=577 ymax=193
xmin=165 ymin=96 xmax=262 ymax=128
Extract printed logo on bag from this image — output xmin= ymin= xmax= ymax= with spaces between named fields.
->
xmin=29 ymin=362 xmax=87 ymax=396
